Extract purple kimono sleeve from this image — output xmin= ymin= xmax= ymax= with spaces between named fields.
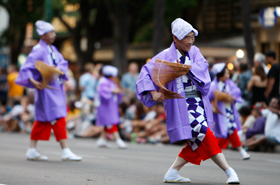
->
xmin=15 ymin=50 xmax=42 ymax=88
xmin=229 ymin=80 xmax=243 ymax=103
xmin=208 ymin=82 xmax=216 ymax=101
xmin=118 ymin=92 xmax=123 ymax=104
xmin=187 ymin=48 xmax=211 ymax=95
xmin=136 ymin=63 xmax=158 ymax=107
xmin=98 ymin=82 xmax=113 ymax=100
xmin=55 ymin=48 xmax=68 ymax=81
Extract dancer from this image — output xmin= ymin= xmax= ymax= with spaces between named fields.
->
xmin=136 ymin=18 xmax=239 ymax=184
xmin=209 ymin=63 xmax=250 ymax=160
xmin=95 ymin=65 xmax=127 ymax=149
xmin=16 ymin=20 xmax=82 ymax=161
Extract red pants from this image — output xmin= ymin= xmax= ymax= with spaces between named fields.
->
xmin=217 ymin=129 xmax=242 ymax=149
xmin=104 ymin=124 xmax=118 ymax=134
xmin=30 ymin=117 xmax=67 ymax=142
xmin=178 ymin=127 xmax=222 ymax=165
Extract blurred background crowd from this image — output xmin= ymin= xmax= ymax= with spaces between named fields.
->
xmin=0 ymin=0 xmax=280 ymax=152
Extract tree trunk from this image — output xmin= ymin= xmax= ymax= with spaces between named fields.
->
xmin=152 ymin=0 xmax=166 ymax=56
xmin=241 ymin=0 xmax=255 ymax=68
xmin=105 ymin=0 xmax=129 ymax=75
xmin=10 ymin=24 xmax=26 ymax=65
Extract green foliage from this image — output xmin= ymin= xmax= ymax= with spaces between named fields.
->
xmin=132 ymin=0 xmax=198 ymax=44
xmin=133 ymin=22 xmax=153 ymax=43
xmin=165 ymin=0 xmax=198 ymax=26
xmin=0 ymin=0 xmax=45 ymax=44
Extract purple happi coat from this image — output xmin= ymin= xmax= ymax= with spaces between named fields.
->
xmin=15 ymin=39 xmax=68 ymax=122
xmin=96 ymin=77 xmax=123 ymax=126
xmin=136 ymin=42 xmax=213 ymax=143
xmin=208 ymin=78 xmax=242 ymax=138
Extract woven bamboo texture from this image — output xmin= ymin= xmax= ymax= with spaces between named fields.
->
xmin=151 ymin=59 xmax=191 ymax=99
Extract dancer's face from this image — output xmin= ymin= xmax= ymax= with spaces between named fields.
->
xmin=41 ymin=31 xmax=56 ymax=45
xmin=173 ymin=31 xmax=195 ymax=54
xmin=219 ymin=68 xmax=230 ymax=82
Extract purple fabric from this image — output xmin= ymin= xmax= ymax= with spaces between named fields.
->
xmin=208 ymin=78 xmax=242 ymax=138
xmin=96 ymin=77 xmax=123 ymax=126
xmin=15 ymin=39 xmax=68 ymax=122
xmin=246 ymin=116 xmax=265 ymax=139
xmin=136 ymin=42 xmax=213 ymax=143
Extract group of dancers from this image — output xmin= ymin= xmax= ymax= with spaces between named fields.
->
xmin=16 ymin=18 xmax=251 ymax=184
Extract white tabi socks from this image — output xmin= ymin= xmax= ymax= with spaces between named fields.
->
xmin=225 ymin=167 xmax=240 ymax=184
xmin=164 ymin=168 xmax=191 ymax=183
xmin=239 ymin=148 xmax=250 ymax=160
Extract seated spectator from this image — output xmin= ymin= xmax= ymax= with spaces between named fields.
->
xmin=244 ymin=97 xmax=280 ymax=152
xmin=1 ymin=95 xmax=34 ymax=133
xmin=133 ymin=103 xmax=168 ymax=144
xmin=73 ymin=100 xmax=103 ymax=138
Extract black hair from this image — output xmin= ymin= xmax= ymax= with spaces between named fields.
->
xmin=239 ymin=63 xmax=248 ymax=72
xmin=238 ymin=105 xmax=251 ymax=117
xmin=100 ymin=66 xmax=112 ymax=78
xmin=265 ymin=50 xmax=276 ymax=60
xmin=216 ymin=66 xmax=227 ymax=79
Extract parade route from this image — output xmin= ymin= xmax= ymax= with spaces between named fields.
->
xmin=0 ymin=132 xmax=279 ymax=185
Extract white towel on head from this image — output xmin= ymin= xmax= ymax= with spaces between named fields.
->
xmin=211 ymin=63 xmax=226 ymax=76
xmin=102 ymin=65 xmax=118 ymax=77
xmin=171 ymin=18 xmax=198 ymax=40
xmin=35 ymin=20 xmax=54 ymax=36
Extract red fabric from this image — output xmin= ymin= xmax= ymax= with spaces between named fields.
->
xmin=30 ymin=117 xmax=67 ymax=142
xmin=178 ymin=127 xmax=222 ymax=165
xmin=217 ymin=129 xmax=242 ymax=149
xmin=104 ymin=124 xmax=118 ymax=134
xmin=157 ymin=112 xmax=166 ymax=120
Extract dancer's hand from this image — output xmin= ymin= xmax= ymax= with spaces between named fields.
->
xmin=29 ymin=78 xmax=44 ymax=90
xmin=151 ymin=91 xmax=165 ymax=102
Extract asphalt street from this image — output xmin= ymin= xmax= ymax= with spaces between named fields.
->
xmin=0 ymin=132 xmax=280 ymax=185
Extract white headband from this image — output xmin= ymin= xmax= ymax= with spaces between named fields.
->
xmin=35 ymin=20 xmax=54 ymax=36
xmin=171 ymin=18 xmax=198 ymax=40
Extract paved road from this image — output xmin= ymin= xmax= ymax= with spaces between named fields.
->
xmin=0 ymin=133 xmax=280 ymax=185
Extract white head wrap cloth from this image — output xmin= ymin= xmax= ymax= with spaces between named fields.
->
xmin=171 ymin=18 xmax=198 ymax=40
xmin=35 ymin=20 xmax=55 ymax=36
xmin=102 ymin=65 xmax=118 ymax=77
xmin=211 ymin=63 xmax=226 ymax=76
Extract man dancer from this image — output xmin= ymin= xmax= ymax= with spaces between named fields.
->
xmin=136 ymin=18 xmax=239 ymax=184
xmin=16 ymin=20 xmax=82 ymax=161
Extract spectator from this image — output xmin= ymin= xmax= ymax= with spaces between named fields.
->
xmin=7 ymin=65 xmax=25 ymax=107
xmin=247 ymin=65 xmax=267 ymax=106
xmin=253 ymin=52 xmax=269 ymax=74
xmin=121 ymin=62 xmax=139 ymax=98
xmin=64 ymin=69 xmax=76 ymax=100
xmin=238 ymin=105 xmax=265 ymax=142
xmin=1 ymin=96 xmax=34 ymax=133
xmin=236 ymin=62 xmax=252 ymax=110
xmin=0 ymin=68 xmax=8 ymax=112
xmin=79 ymin=63 xmax=96 ymax=101
xmin=265 ymin=50 xmax=280 ymax=104
xmin=244 ymin=97 xmax=280 ymax=152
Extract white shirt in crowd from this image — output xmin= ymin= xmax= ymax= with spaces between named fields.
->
xmin=261 ymin=109 xmax=280 ymax=142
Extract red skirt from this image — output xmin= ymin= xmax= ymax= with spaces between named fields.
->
xmin=104 ymin=124 xmax=118 ymax=134
xmin=217 ymin=129 xmax=242 ymax=149
xmin=30 ymin=117 xmax=67 ymax=142
xmin=178 ymin=127 xmax=222 ymax=165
